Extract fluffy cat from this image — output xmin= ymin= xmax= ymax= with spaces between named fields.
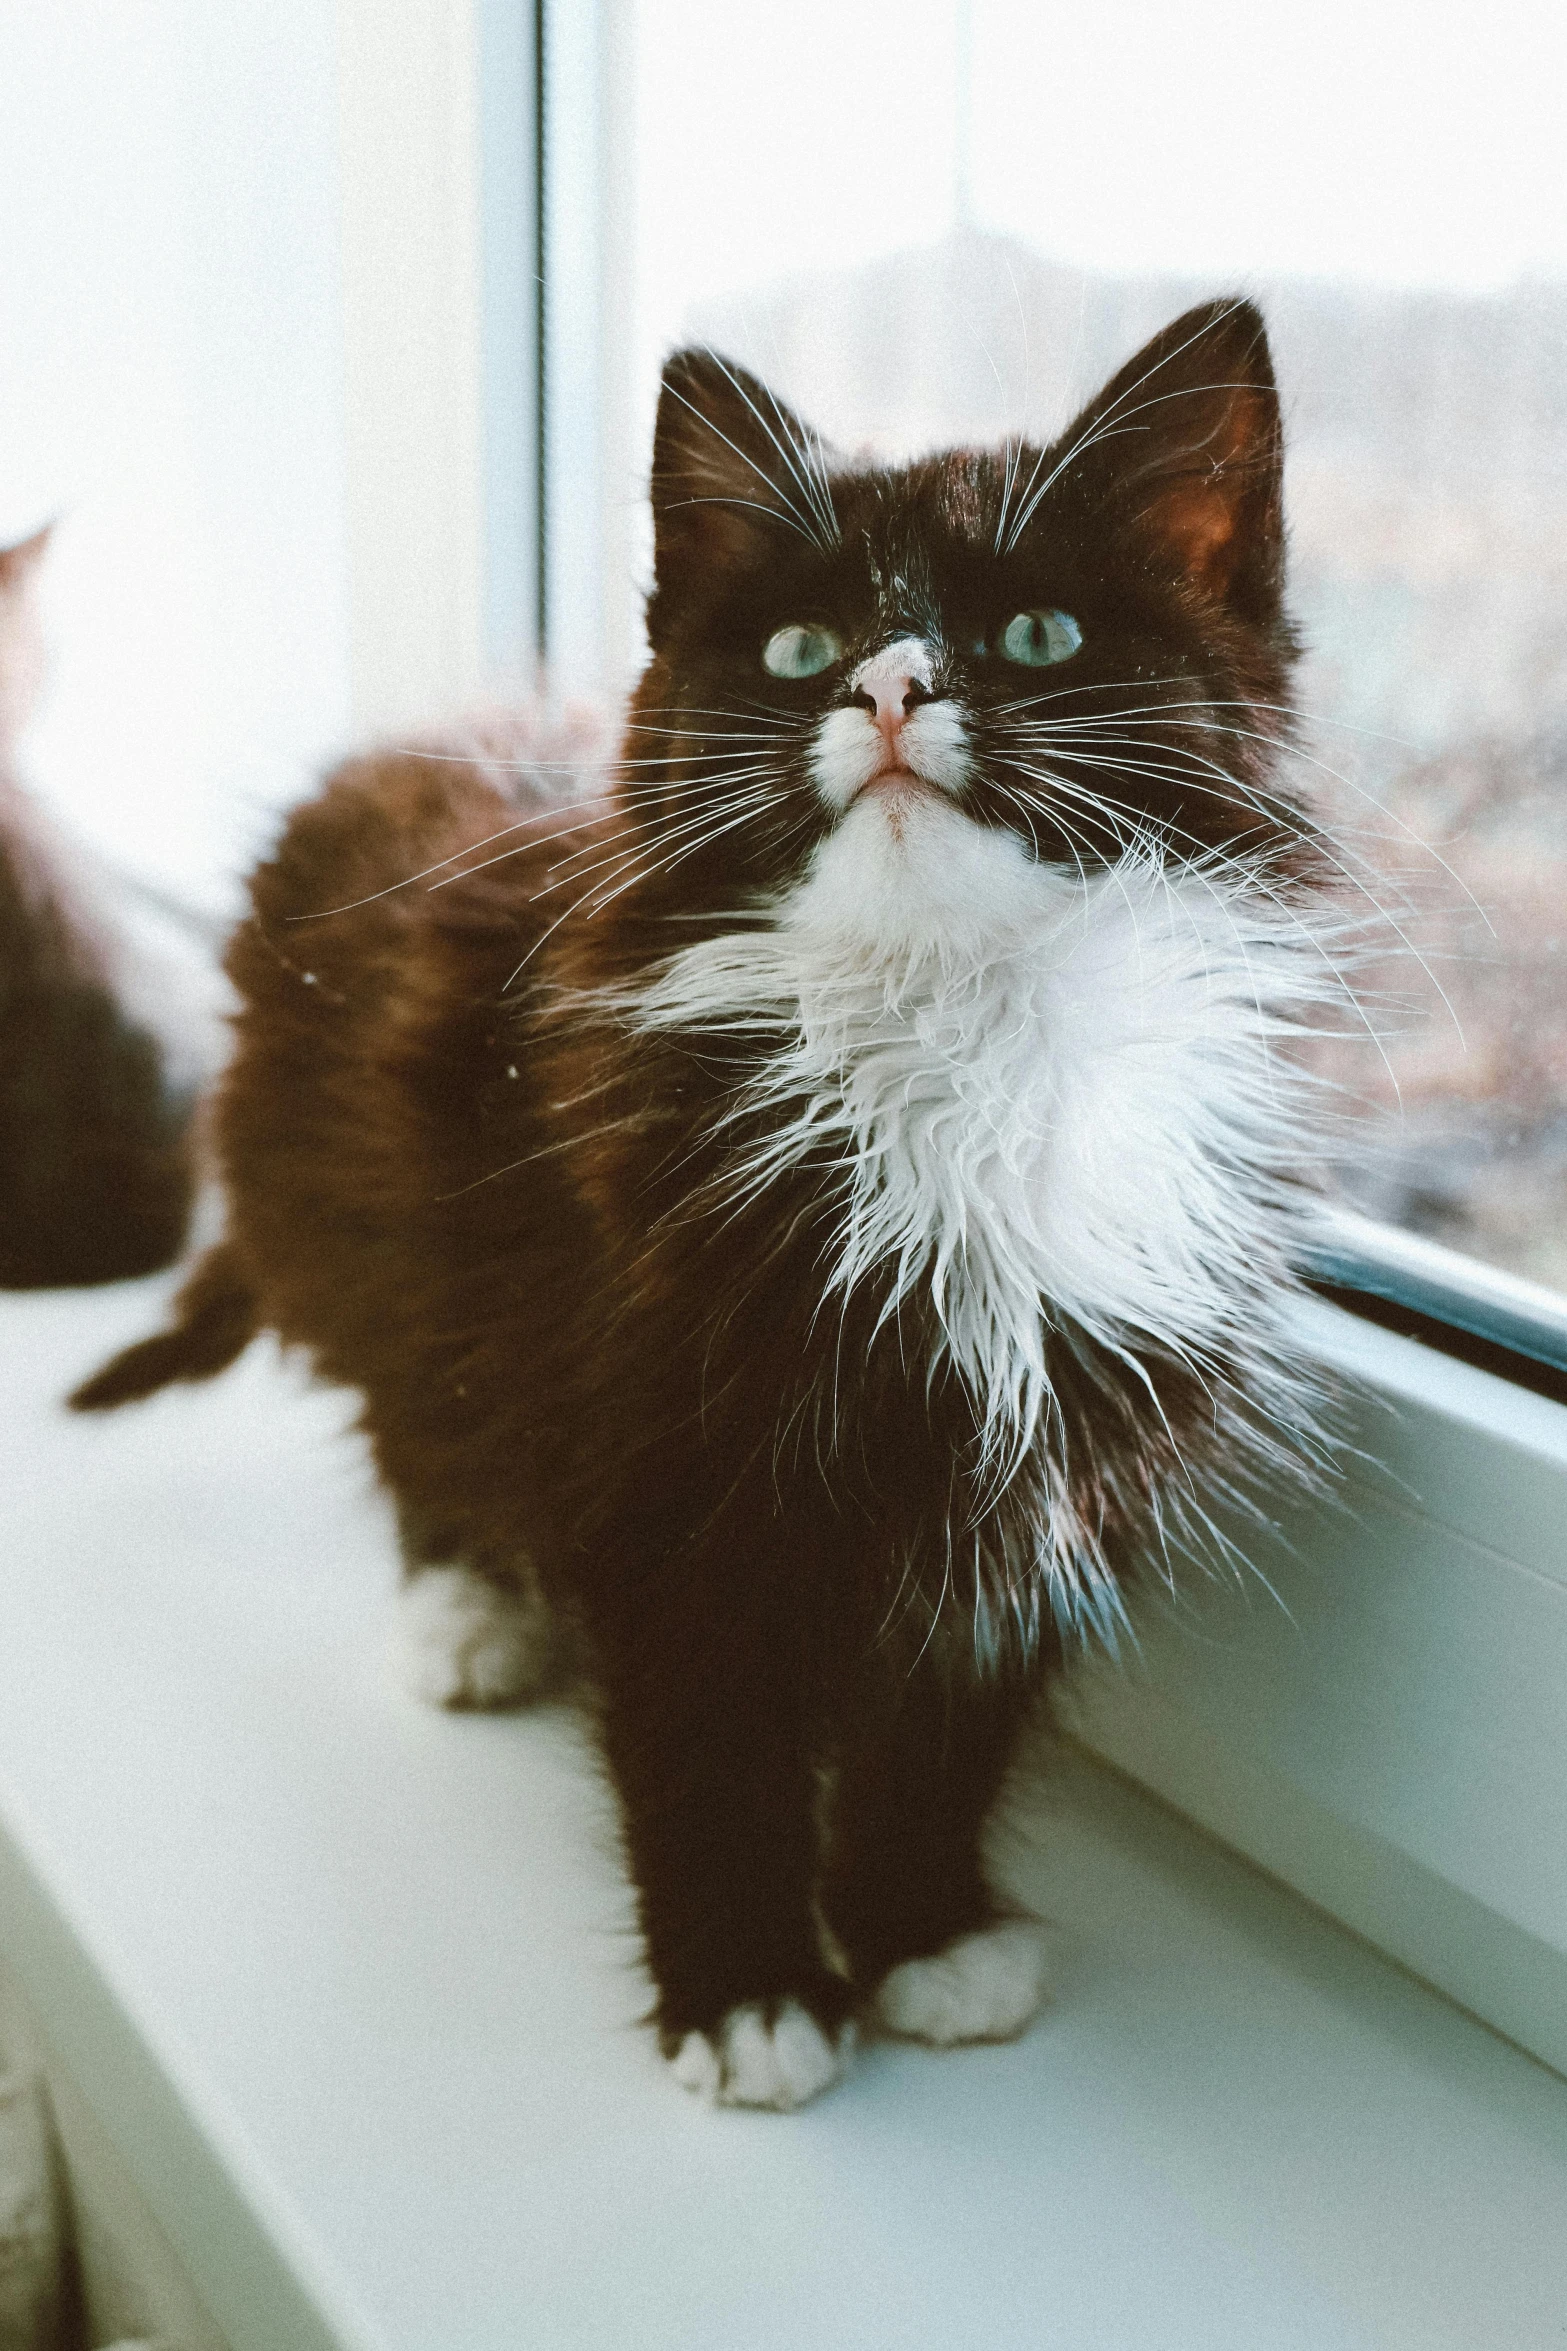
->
xmin=0 ymin=525 xmax=196 ymax=1288
xmin=76 ymin=300 xmax=1343 ymax=2107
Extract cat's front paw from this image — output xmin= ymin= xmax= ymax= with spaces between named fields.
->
xmin=873 ymin=1920 xmax=1050 ymax=2046
xmin=666 ymin=2001 xmax=855 ymax=2112
xmin=392 ymin=1564 xmax=554 ymax=1708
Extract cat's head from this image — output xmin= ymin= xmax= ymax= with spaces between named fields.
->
xmin=619 ymin=301 xmax=1312 ymax=951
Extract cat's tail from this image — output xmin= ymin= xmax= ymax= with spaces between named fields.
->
xmin=69 ymin=1239 xmax=259 ymax=1411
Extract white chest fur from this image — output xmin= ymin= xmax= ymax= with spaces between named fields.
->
xmin=630 ymin=796 xmax=1335 ymax=1491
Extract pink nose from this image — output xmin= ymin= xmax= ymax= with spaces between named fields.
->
xmin=853 ymin=671 xmax=928 ymax=757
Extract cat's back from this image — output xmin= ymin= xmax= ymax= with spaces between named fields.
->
xmin=229 ymin=708 xmax=615 ymax=1055
xmin=235 ymin=716 xmax=601 ymax=998
xmin=218 ymin=716 xmax=611 ymax=1356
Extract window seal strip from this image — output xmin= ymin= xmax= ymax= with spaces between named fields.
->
xmin=1304 ymin=1206 xmax=1567 ymax=1402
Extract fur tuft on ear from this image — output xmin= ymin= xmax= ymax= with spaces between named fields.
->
xmin=1068 ymin=300 xmax=1284 ymax=618
xmin=649 ymin=350 xmax=838 ymax=604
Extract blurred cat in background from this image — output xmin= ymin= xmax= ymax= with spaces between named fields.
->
xmin=0 ymin=523 xmax=200 ymax=1287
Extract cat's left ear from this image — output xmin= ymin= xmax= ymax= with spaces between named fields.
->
xmin=1072 ymin=300 xmax=1284 ymax=619
xmin=649 ymin=349 xmax=838 ymax=601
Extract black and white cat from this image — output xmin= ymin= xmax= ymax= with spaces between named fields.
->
xmin=79 ymin=298 xmax=1344 ymax=2109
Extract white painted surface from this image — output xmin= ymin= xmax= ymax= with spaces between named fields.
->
xmin=543 ymin=0 xmax=640 ymax=695
xmin=1 ymin=1281 xmax=1565 ymax=2350
xmin=0 ymin=3 xmax=351 ymax=903
xmin=337 ymin=0 xmax=491 ymax=738
xmin=0 ymin=1 xmax=530 ymax=889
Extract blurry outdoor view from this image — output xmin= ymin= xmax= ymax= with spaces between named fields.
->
xmin=628 ymin=0 xmax=1567 ymax=1295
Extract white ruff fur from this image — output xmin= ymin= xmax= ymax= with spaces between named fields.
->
xmin=629 ymin=792 xmax=1342 ymax=1635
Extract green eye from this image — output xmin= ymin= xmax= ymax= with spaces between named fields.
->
xmin=762 ymin=622 xmax=843 ymax=680
xmin=998 ymin=609 xmax=1082 ymax=666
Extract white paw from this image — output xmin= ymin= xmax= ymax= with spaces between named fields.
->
xmin=392 ymin=1564 xmax=554 ymax=1708
xmin=669 ymin=2002 xmax=852 ymax=2112
xmin=874 ymin=1920 xmax=1050 ymax=2046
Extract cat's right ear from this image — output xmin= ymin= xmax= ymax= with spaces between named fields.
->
xmin=649 ymin=351 xmax=838 ymax=601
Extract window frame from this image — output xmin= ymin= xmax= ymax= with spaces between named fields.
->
xmin=1308 ymin=1208 xmax=1567 ymax=1396
xmin=1067 ymin=1293 xmax=1567 ymax=2078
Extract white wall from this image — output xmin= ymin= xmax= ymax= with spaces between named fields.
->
xmin=0 ymin=3 xmax=354 ymax=904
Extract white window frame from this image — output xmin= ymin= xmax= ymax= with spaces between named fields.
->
xmin=342 ymin=0 xmax=1567 ymax=2078
xmin=336 ymin=0 xmax=635 ymax=727
xmin=1068 ymin=1287 xmax=1567 ymax=2077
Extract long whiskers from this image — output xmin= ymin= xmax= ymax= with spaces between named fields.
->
xmin=498 ymin=775 xmax=805 ymax=993
xmin=993 ymin=750 xmax=1431 ymax=1089
xmin=998 ymin=705 xmax=1489 ymax=940
xmin=288 ymin=738 xmax=800 ymax=920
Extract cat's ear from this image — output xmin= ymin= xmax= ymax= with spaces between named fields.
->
xmin=650 ymin=350 xmax=837 ymax=591
xmin=0 ymin=522 xmax=54 ymax=588
xmin=1070 ymin=300 xmax=1283 ymax=617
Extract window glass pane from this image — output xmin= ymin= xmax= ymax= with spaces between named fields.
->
xmin=627 ymin=0 xmax=1567 ymax=1298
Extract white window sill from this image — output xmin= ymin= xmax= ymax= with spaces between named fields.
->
xmin=1 ymin=1281 xmax=1565 ymax=2350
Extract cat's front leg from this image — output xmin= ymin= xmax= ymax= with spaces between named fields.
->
xmin=590 ymin=1564 xmax=854 ymax=2110
xmin=826 ymin=1660 xmax=1051 ymax=2047
xmin=393 ymin=1562 xmax=555 ymax=1708
xmin=391 ymin=1500 xmax=558 ymax=1709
